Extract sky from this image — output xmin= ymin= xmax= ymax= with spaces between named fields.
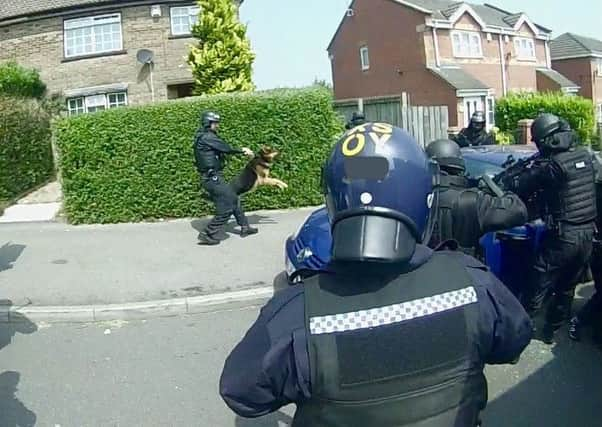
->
xmin=239 ymin=0 xmax=602 ymax=90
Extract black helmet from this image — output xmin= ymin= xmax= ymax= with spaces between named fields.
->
xmin=471 ymin=111 xmax=486 ymax=125
xmin=202 ymin=111 xmax=221 ymax=129
xmin=531 ymin=113 xmax=562 ymax=144
xmin=425 ymin=139 xmax=465 ymax=174
xmin=351 ymin=111 xmax=365 ymax=122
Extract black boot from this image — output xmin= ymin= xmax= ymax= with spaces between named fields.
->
xmin=240 ymin=225 xmax=258 ymax=238
xmin=198 ymin=230 xmax=220 ymax=245
xmin=568 ymin=317 xmax=581 ymax=341
xmin=541 ymin=323 xmax=556 ymax=345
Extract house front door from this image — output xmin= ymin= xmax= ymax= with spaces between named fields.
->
xmin=463 ymin=97 xmax=484 ymax=128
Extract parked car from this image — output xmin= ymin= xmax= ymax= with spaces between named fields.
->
xmin=284 ymin=144 xmax=547 ymax=296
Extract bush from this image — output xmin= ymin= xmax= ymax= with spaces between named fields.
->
xmin=0 ymin=97 xmax=55 ymax=204
xmin=0 ymin=62 xmax=47 ymax=99
xmin=495 ymin=92 xmax=596 ymax=144
xmin=54 ymin=87 xmax=343 ymax=224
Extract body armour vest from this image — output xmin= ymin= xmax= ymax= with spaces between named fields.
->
xmin=294 ymin=252 xmax=487 ymax=427
xmin=548 ymin=148 xmax=597 ymax=225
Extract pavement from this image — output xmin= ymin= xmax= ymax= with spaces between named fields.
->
xmin=0 ymin=207 xmax=315 ymax=321
xmin=0 ymin=305 xmax=600 ymax=427
xmin=0 ymin=181 xmax=62 ymax=224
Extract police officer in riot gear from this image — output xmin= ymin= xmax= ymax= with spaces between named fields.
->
xmin=426 ymin=139 xmax=528 ymax=255
xmin=501 ymin=113 xmax=597 ymax=344
xmin=194 ymin=111 xmax=257 ymax=245
xmin=345 ymin=111 xmax=366 ymax=129
xmin=568 ymin=150 xmax=602 ymax=344
xmin=220 ymin=123 xmax=532 ymax=426
xmin=454 ymin=112 xmax=495 ymax=147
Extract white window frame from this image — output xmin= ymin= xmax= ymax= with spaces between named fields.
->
xmin=451 ymin=30 xmax=483 ymax=59
xmin=64 ymin=13 xmax=123 ymax=58
xmin=170 ymin=5 xmax=200 ymax=36
xmin=359 ymin=46 xmax=370 ymax=71
xmin=67 ymin=92 xmax=128 ymax=116
xmin=513 ymin=37 xmax=536 ymax=61
xmin=486 ymin=96 xmax=496 ymax=130
xmin=108 ymin=92 xmax=128 ymax=108
xmin=462 ymin=97 xmax=484 ymax=128
xmin=596 ymin=59 xmax=602 ymax=77
xmin=597 ymin=103 xmax=602 ymax=123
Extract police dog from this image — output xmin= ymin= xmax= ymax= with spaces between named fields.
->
xmin=230 ymin=146 xmax=288 ymax=195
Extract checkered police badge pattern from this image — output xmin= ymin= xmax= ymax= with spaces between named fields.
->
xmin=309 ymin=286 xmax=478 ymax=335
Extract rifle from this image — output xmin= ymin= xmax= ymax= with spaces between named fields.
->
xmin=493 ymin=152 xmax=540 ymax=189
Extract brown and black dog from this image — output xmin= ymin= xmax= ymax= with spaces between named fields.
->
xmin=230 ymin=146 xmax=288 ymax=195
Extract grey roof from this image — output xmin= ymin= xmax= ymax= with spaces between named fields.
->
xmin=428 ymin=66 xmax=489 ymax=90
xmin=400 ymin=0 xmax=550 ymax=34
xmin=0 ymin=0 xmax=242 ymax=22
xmin=550 ymin=33 xmax=602 ymax=59
xmin=536 ymin=68 xmax=579 ymax=89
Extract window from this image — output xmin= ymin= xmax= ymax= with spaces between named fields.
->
xmin=597 ymin=104 xmax=602 ymax=123
xmin=170 ymin=5 xmax=200 ymax=35
xmin=67 ymin=92 xmax=127 ymax=115
xmin=597 ymin=59 xmax=602 ymax=77
xmin=513 ymin=37 xmax=536 ymax=60
xmin=64 ymin=14 xmax=122 ymax=58
xmin=360 ymin=46 xmax=370 ymax=71
xmin=486 ymin=96 xmax=495 ymax=129
xmin=451 ymin=31 xmax=482 ymax=58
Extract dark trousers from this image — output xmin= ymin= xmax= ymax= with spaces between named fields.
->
xmin=522 ymin=225 xmax=595 ymax=329
xmin=201 ymin=173 xmax=248 ymax=235
xmin=576 ymin=238 xmax=602 ymax=325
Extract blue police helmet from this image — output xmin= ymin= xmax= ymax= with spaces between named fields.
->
xmin=323 ymin=122 xmax=437 ymax=264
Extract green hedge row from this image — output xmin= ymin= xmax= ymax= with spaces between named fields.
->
xmin=0 ymin=62 xmax=47 ymax=99
xmin=495 ymin=92 xmax=596 ymax=143
xmin=0 ymin=97 xmax=54 ymax=204
xmin=54 ymin=87 xmax=343 ymax=224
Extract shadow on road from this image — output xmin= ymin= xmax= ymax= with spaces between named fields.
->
xmin=191 ymin=214 xmax=277 ymax=238
xmin=0 ymin=300 xmax=38 ymax=352
xmin=483 ymin=335 xmax=602 ymax=426
xmin=235 ymin=411 xmax=293 ymax=427
xmin=0 ymin=243 xmax=26 ymax=272
xmin=0 ymin=300 xmax=37 ymax=426
xmin=0 ymin=371 xmax=37 ymax=427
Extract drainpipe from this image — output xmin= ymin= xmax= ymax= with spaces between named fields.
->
xmin=499 ymin=33 xmax=508 ymax=96
xmin=432 ymin=26 xmax=441 ymax=68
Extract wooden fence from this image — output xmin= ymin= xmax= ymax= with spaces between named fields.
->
xmin=334 ymin=93 xmax=449 ymax=147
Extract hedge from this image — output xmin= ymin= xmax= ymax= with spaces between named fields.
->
xmin=0 ymin=62 xmax=47 ymax=99
xmin=54 ymin=87 xmax=344 ymax=224
xmin=0 ymin=97 xmax=54 ymax=204
xmin=495 ymin=92 xmax=596 ymax=144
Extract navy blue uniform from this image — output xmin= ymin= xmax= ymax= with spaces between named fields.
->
xmin=220 ymin=245 xmax=532 ymax=420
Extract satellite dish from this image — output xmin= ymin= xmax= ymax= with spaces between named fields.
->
xmin=136 ymin=49 xmax=154 ymax=64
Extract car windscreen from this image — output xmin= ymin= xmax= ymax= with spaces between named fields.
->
xmin=464 ymin=158 xmax=503 ymax=179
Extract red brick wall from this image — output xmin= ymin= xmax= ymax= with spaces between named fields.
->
xmin=536 ymin=72 xmax=561 ymax=93
xmin=329 ymin=0 xmax=429 ymax=100
xmin=552 ymin=58 xmax=594 ymax=99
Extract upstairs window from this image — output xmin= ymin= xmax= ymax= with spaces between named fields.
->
xmin=170 ymin=5 xmax=200 ymax=35
xmin=514 ymin=37 xmax=536 ymax=61
xmin=451 ymin=31 xmax=483 ymax=58
xmin=596 ymin=59 xmax=602 ymax=77
xmin=360 ymin=46 xmax=370 ymax=71
xmin=64 ymin=14 xmax=122 ymax=58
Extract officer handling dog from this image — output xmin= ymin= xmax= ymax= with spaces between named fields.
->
xmin=501 ymin=113 xmax=597 ymax=344
xmin=453 ymin=112 xmax=495 ymax=148
xmin=194 ymin=111 xmax=257 ymax=245
xmin=425 ymin=139 xmax=528 ymax=255
xmin=220 ymin=123 xmax=532 ymax=426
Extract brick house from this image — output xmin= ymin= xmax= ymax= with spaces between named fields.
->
xmin=328 ymin=0 xmax=579 ymax=130
xmin=550 ymin=33 xmax=602 ymax=123
xmin=0 ymin=0 xmax=242 ymax=115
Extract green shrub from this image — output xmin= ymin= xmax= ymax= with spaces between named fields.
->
xmin=0 ymin=97 xmax=55 ymax=204
xmin=495 ymin=92 xmax=596 ymax=144
xmin=54 ymin=87 xmax=343 ymax=224
xmin=0 ymin=62 xmax=47 ymax=99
